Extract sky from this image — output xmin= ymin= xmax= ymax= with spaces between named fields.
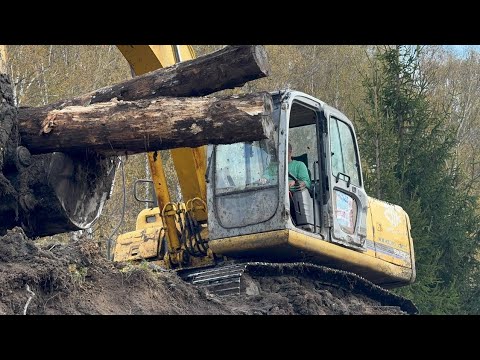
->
xmin=444 ymin=45 xmax=480 ymax=58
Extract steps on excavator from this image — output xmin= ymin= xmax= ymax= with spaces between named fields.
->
xmin=179 ymin=261 xmax=418 ymax=314
xmin=180 ymin=263 xmax=247 ymax=296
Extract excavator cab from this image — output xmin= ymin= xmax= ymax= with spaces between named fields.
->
xmin=207 ymin=90 xmax=416 ymax=289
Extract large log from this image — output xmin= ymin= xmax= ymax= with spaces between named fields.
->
xmin=19 ymin=45 xmax=269 ymax=117
xmin=18 ymin=92 xmax=274 ymax=156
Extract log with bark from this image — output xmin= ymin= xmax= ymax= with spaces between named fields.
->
xmin=19 ymin=92 xmax=274 ymax=156
xmin=0 ymin=45 xmax=272 ymax=238
xmin=21 ymin=45 xmax=269 ymax=119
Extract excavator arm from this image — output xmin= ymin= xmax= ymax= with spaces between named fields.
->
xmin=113 ymin=45 xmax=210 ymax=267
xmin=116 ymin=45 xmax=207 ymax=220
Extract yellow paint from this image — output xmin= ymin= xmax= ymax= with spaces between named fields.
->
xmin=134 ymin=207 xmax=161 ymax=229
xmin=367 ymin=196 xmax=413 ymax=268
xmin=114 ymin=228 xmax=162 ymax=262
xmin=404 ymin=208 xmax=416 ymax=283
xmin=171 ymin=147 xmax=207 ymax=221
xmin=161 ymin=202 xmax=182 ymax=252
xmin=287 ymin=230 xmax=413 ymax=285
xmin=114 ymin=208 xmax=164 ymax=261
xmin=117 ymin=45 xmax=166 ymax=74
xmin=146 ymin=152 xmax=169 ymax=213
xmin=209 ymin=230 xmax=290 ymax=254
xmin=179 ymin=45 xmax=196 ymax=62
xmin=209 ymin=229 xmax=415 ymax=287
xmin=147 ymin=150 xmax=180 ymax=251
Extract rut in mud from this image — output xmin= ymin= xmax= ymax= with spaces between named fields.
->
xmin=0 ymin=228 xmax=405 ymax=315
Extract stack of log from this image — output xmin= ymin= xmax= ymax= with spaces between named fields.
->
xmin=0 ymin=45 xmax=272 ymax=237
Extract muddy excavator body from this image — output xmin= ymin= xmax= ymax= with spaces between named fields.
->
xmin=112 ymin=46 xmax=416 ymax=313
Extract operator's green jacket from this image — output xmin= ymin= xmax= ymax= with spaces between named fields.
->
xmin=288 ymin=160 xmax=311 ymax=191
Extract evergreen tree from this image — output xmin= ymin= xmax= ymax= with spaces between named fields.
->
xmin=356 ymin=45 xmax=480 ymax=314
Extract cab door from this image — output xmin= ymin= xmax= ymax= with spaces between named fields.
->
xmin=326 ymin=112 xmax=368 ymax=250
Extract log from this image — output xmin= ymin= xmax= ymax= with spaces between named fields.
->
xmin=18 ymin=92 xmax=274 ymax=156
xmin=19 ymin=45 xmax=269 ymax=115
xmin=18 ymin=45 xmax=271 ymax=156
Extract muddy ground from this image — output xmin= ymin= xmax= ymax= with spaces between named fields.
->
xmin=0 ymin=228 xmax=405 ymax=315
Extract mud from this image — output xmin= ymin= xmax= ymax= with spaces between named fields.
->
xmin=0 ymin=228 xmax=405 ymax=315
xmin=223 ymin=274 xmax=405 ymax=315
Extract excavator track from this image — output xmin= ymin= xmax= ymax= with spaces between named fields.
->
xmin=179 ymin=261 xmax=418 ymax=315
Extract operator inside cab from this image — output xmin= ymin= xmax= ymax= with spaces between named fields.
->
xmin=256 ymin=142 xmax=311 ymax=191
xmin=287 ymin=142 xmax=311 ymax=192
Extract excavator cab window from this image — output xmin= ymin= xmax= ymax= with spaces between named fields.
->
xmin=329 ymin=117 xmax=361 ymax=187
xmin=288 ymin=101 xmax=322 ymax=232
xmin=215 ymin=140 xmax=278 ymax=193
xmin=212 ymin=138 xmax=280 ymax=228
xmin=289 ymin=103 xmax=319 ymax=178
xmin=326 ymin=112 xmax=369 ymax=250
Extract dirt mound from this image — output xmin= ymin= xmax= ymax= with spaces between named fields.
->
xmin=223 ymin=274 xmax=405 ymax=315
xmin=0 ymin=228 xmax=405 ymax=315
xmin=0 ymin=228 xmax=230 ymax=315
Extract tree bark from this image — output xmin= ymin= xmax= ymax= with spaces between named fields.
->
xmin=18 ymin=92 xmax=274 ymax=156
xmin=0 ymin=46 xmax=6 ymax=74
xmin=24 ymin=45 xmax=269 ymax=112
xmin=0 ymin=73 xmax=19 ymax=233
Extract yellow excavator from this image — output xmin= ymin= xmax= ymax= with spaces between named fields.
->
xmin=113 ymin=45 xmax=417 ymax=313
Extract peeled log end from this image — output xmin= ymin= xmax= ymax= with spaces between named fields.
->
xmin=20 ymin=152 xmax=116 ymax=238
xmin=252 ymin=45 xmax=270 ymax=77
